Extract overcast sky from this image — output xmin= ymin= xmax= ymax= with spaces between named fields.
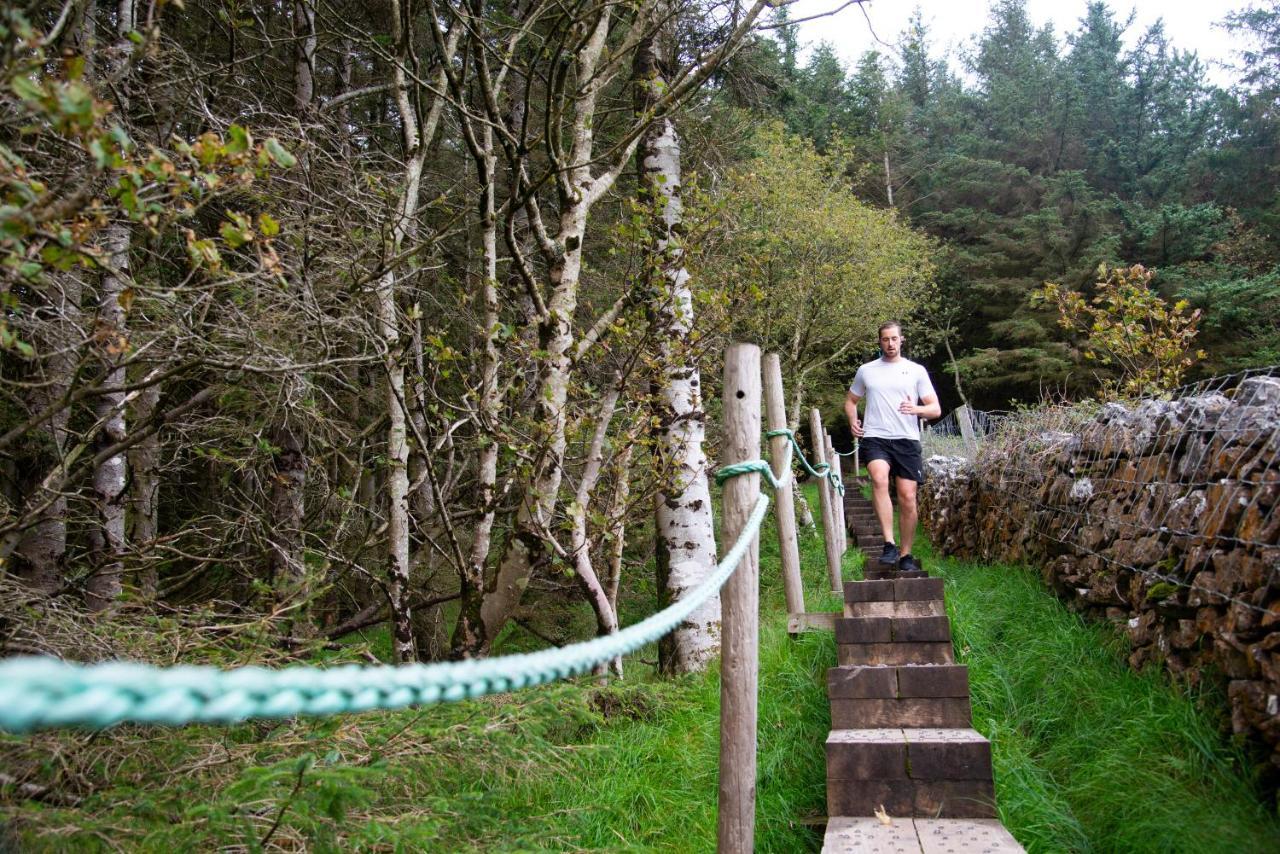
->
xmin=787 ymin=0 xmax=1254 ymax=88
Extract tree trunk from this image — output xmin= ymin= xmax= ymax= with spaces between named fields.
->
xmin=475 ymin=9 xmax=615 ymax=654
xmin=636 ymin=28 xmax=720 ymax=674
xmin=569 ymin=382 xmax=622 ymax=672
xmin=268 ymin=422 xmax=309 ymax=633
xmin=86 ymin=223 xmax=130 ymax=611
xmin=15 ymin=274 xmax=83 ymax=593
xmin=451 ymin=122 xmax=502 ymax=656
xmin=293 ymin=1 xmax=316 ymax=117
xmin=380 ymin=0 xmax=424 ymax=663
xmin=604 ymin=443 xmax=632 ymax=619
xmin=127 ymin=383 xmax=160 ymax=597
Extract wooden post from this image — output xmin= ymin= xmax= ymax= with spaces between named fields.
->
xmin=810 ymin=407 xmax=843 ymax=594
xmin=957 ymin=403 xmax=978 ymax=458
xmin=718 ymin=343 xmax=760 ymax=854
xmin=763 ymin=354 xmax=804 ymax=616
xmin=826 ymin=432 xmax=846 ymax=554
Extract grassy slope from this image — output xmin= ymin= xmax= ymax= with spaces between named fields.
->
xmin=4 ymin=484 xmax=1278 ymax=851
xmin=913 ymin=538 xmax=1280 ymax=853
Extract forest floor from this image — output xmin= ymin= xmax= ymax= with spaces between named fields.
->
xmin=2 ymin=483 xmax=1278 ymax=852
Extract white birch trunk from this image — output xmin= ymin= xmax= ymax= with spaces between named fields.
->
xmin=452 ymin=124 xmax=501 ymax=655
xmin=569 ymin=383 xmax=622 ymax=674
xmin=86 ymin=224 xmax=129 ymax=611
xmin=381 ymin=0 xmax=425 ymax=663
xmin=293 ymin=1 xmax=316 ymax=117
xmin=16 ymin=274 xmax=83 ymax=592
xmin=127 ymin=383 xmax=160 ymax=597
xmin=477 ymin=9 xmax=614 ymax=651
xmin=637 ymin=32 xmax=720 ymax=673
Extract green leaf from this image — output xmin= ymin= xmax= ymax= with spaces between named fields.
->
xmin=11 ymin=75 xmax=42 ymax=102
xmin=226 ymin=124 xmax=251 ymax=154
xmin=258 ymin=212 xmax=280 ymax=236
xmin=220 ymin=220 xmax=250 ymax=249
xmin=264 ymin=137 xmax=297 ymax=168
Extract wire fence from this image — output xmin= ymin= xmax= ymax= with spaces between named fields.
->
xmin=925 ymin=366 xmax=1280 ymax=620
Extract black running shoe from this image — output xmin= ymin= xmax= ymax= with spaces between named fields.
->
xmin=898 ymin=554 xmax=922 ymax=574
xmin=879 ymin=542 xmax=900 ymax=566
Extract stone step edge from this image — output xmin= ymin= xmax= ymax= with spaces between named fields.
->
xmin=822 ymin=817 xmax=1025 ymax=853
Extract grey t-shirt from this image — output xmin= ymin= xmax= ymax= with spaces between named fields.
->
xmin=849 ymin=357 xmax=937 ymax=441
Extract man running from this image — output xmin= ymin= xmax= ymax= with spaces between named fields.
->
xmin=844 ymin=321 xmax=941 ymax=572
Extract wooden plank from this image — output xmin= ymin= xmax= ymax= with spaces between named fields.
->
xmin=811 ymin=407 xmax=844 ymax=594
xmin=717 ymin=343 xmax=761 ymax=854
xmin=788 ymin=611 xmax=839 ymax=634
xmin=764 ymin=354 xmax=804 ymax=616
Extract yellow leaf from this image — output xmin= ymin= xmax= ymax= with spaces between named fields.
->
xmin=874 ymin=805 xmax=892 ymax=826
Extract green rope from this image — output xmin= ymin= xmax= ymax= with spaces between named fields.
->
xmin=761 ymin=428 xmax=844 ymax=496
xmin=0 ymin=461 xmax=778 ymax=733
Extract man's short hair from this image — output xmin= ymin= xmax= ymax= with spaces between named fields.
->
xmin=878 ymin=321 xmax=902 ymax=337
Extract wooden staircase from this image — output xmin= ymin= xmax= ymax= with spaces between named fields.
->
xmin=821 ymin=494 xmax=1023 ymax=852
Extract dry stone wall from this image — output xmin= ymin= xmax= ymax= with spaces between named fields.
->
xmin=921 ymin=376 xmax=1280 ymax=776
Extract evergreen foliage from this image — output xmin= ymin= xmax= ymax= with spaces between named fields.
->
xmin=763 ymin=0 xmax=1280 ymax=404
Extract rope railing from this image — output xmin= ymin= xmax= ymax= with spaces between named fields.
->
xmin=0 ymin=382 xmax=861 ymax=740
xmin=0 ymin=419 xmax=821 ymax=731
xmin=0 ymin=343 xmax=813 ymax=854
xmin=757 ymin=428 xmax=844 ymax=496
xmin=1 ymin=466 xmax=778 ymax=734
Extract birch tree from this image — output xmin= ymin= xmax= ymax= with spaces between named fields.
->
xmin=635 ymin=17 xmax=721 ymax=673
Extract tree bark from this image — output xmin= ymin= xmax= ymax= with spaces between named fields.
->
xmin=636 ymin=25 xmax=720 ymax=674
xmin=475 ymin=7 xmax=616 ymax=653
xmin=15 ymin=273 xmax=83 ymax=593
xmin=127 ymin=382 xmax=160 ymax=597
xmin=569 ymin=381 xmax=622 ymax=672
xmin=86 ymin=223 xmax=130 ymax=611
xmin=268 ymin=422 xmax=309 ymax=631
xmin=380 ymin=0 xmax=424 ymax=663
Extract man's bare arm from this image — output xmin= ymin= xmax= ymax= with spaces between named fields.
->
xmin=845 ymin=390 xmax=864 ymax=437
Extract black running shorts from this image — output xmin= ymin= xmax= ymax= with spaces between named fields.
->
xmin=861 ymin=437 xmax=925 ymax=483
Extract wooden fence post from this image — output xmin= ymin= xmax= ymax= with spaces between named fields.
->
xmin=809 ymin=407 xmax=843 ymax=594
xmin=763 ymin=354 xmax=804 ymax=616
xmin=718 ymin=343 xmax=760 ymax=854
xmin=957 ymin=403 xmax=978 ymax=458
xmin=825 ymin=431 xmax=846 ymax=554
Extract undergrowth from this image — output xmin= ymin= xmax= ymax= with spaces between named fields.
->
xmin=3 ymin=483 xmax=1278 ymax=851
xmin=0 ymin=485 xmax=846 ymax=852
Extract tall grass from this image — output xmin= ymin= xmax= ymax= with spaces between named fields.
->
xmin=914 ymin=539 xmax=1280 ymax=853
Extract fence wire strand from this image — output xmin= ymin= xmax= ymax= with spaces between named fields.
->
xmin=926 ymin=366 xmax=1280 ymax=618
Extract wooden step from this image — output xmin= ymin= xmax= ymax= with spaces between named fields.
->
xmin=836 ymin=616 xmax=951 ymax=644
xmin=836 ymin=616 xmax=954 ymax=666
xmin=838 ymin=642 xmax=954 ymax=666
xmin=826 ymin=728 xmax=996 ymax=818
xmin=829 ymin=665 xmax=972 ymax=728
xmin=845 ymin=578 xmax=944 ymax=604
xmin=844 ymin=598 xmax=945 ymax=618
xmin=822 ymin=817 xmax=1024 ymax=853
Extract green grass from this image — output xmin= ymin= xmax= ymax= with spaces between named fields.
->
xmin=913 ymin=538 xmax=1280 ymax=853
xmin=3 ymin=482 xmax=1277 ymax=851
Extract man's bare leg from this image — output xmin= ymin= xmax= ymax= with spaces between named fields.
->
xmin=897 ymin=476 xmax=919 ymax=556
xmin=867 ymin=459 xmax=895 ymax=545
